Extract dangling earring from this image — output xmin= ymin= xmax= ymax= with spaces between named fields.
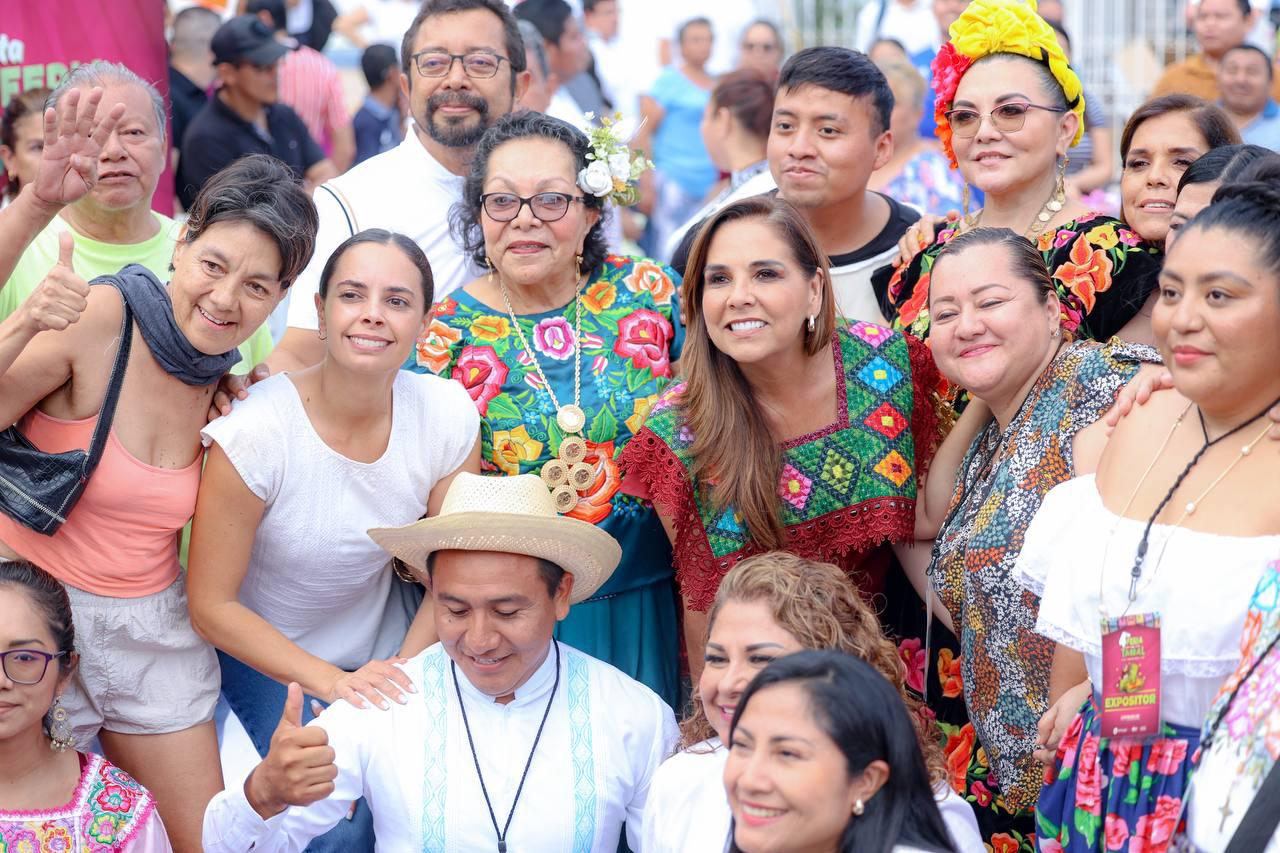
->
xmin=1053 ymin=155 xmax=1069 ymax=207
xmin=852 ymin=798 xmax=865 ymax=817
xmin=485 ymin=256 xmax=496 ymax=285
xmin=47 ymin=695 xmax=74 ymax=752
xmin=575 ymin=252 xmax=584 ymax=272
xmin=807 ymin=314 xmax=816 ymax=333
xmin=962 ymin=183 xmax=971 ymax=221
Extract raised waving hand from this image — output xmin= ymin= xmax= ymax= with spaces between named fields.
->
xmin=32 ymin=87 xmax=126 ymax=208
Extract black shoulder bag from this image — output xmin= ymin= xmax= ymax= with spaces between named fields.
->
xmin=0 ymin=300 xmax=134 ymax=535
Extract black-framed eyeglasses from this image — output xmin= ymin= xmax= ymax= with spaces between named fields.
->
xmin=412 ymin=51 xmax=509 ymax=79
xmin=1 ymin=649 xmax=66 ymax=685
xmin=481 ymin=192 xmax=586 ymax=223
xmin=944 ymin=102 xmax=1067 ymax=138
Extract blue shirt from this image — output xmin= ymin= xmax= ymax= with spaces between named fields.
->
xmin=910 ymin=46 xmax=939 ymax=141
xmin=1240 ymin=99 xmax=1280 ymax=151
xmin=352 ymin=96 xmax=403 ymax=166
xmin=649 ymin=68 xmax=718 ymax=199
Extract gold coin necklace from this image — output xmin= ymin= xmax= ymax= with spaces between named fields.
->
xmin=965 ymin=181 xmax=1064 ymax=239
xmin=497 ymin=271 xmax=592 ymax=514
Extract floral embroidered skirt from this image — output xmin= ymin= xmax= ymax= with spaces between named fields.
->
xmin=1036 ymin=697 xmax=1198 ymax=853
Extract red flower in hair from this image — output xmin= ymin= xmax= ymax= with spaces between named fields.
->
xmin=931 ymin=43 xmax=975 ymax=168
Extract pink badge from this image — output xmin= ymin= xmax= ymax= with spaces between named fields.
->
xmin=1099 ymin=612 xmax=1162 ymax=739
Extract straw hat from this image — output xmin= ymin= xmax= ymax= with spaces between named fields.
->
xmin=368 ymin=473 xmax=622 ymax=604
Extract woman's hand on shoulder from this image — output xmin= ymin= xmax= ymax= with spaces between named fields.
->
xmin=893 ymin=211 xmax=957 ymax=269
xmin=208 ymin=363 xmax=272 ymax=423
xmin=17 ymin=233 xmax=89 ymax=335
xmin=1103 ymin=364 xmax=1171 ymax=436
xmin=32 ymin=87 xmax=126 ymax=211
xmin=326 ymin=657 xmax=416 ymax=710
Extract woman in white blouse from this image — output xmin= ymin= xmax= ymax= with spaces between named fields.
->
xmin=187 ymin=229 xmax=479 ymax=851
xmin=1018 ymin=174 xmax=1280 ymax=851
xmin=640 ymin=551 xmax=984 ymax=853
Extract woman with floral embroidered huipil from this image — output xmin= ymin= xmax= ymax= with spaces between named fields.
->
xmin=407 ymin=111 xmax=683 ymax=709
xmin=913 ymin=228 xmax=1160 ymax=851
xmin=618 ymin=195 xmax=942 ymax=684
xmin=887 ymin=0 xmax=1161 ymax=348
xmin=0 ymin=562 xmax=170 ymax=851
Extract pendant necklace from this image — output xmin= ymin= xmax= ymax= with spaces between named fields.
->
xmin=1099 ymin=401 xmax=1276 ymax=615
xmin=496 ymin=271 xmax=592 ymax=513
xmin=451 ymin=640 xmax=562 ymax=853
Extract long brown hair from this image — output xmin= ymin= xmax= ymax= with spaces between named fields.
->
xmin=679 ymin=551 xmax=946 ymax=787
xmin=679 ymin=196 xmax=838 ymax=549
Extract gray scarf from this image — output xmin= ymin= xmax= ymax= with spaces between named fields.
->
xmin=91 ymin=264 xmax=241 ymax=386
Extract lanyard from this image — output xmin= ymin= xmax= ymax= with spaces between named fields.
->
xmin=451 ymin=640 xmax=561 ymax=853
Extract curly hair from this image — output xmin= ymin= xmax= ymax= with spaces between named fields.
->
xmin=679 ymin=551 xmax=947 ymax=788
xmin=449 ymin=111 xmax=609 ymax=278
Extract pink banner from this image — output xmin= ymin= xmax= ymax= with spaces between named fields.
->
xmin=1 ymin=0 xmax=173 ymax=213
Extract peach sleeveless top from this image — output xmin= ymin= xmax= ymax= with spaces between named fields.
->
xmin=0 ymin=409 xmax=201 ymax=597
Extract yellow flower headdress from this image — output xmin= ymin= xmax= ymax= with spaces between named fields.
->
xmin=932 ymin=0 xmax=1085 ymax=168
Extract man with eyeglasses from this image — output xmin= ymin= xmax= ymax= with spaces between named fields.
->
xmin=240 ymin=0 xmax=530 ymax=384
xmin=176 ymin=15 xmax=337 ymax=211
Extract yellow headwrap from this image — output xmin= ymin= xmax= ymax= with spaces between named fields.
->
xmin=933 ymin=0 xmax=1085 ymax=168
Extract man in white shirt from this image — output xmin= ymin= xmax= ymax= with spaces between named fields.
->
xmin=667 ymin=48 xmax=921 ymax=325
xmin=264 ymin=0 xmax=530 ymax=375
xmin=202 ymin=473 xmax=678 ymax=852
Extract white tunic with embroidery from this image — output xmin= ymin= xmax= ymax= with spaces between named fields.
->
xmin=202 ymin=641 xmax=677 ymax=852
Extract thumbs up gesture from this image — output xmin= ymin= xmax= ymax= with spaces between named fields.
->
xmin=19 ymin=232 xmax=90 ymax=335
xmin=245 ymin=683 xmax=340 ymax=819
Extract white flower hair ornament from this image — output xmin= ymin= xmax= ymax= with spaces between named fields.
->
xmin=577 ymin=113 xmax=653 ymax=207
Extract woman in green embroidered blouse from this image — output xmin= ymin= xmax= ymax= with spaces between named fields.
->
xmin=619 ymin=195 xmax=942 ymax=679
xmin=406 ymin=112 xmax=684 ymax=709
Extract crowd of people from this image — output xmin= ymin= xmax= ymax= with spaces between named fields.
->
xmin=2 ymin=0 xmax=1280 ymax=852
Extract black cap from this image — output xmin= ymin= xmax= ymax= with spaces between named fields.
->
xmin=212 ymin=15 xmax=289 ymax=66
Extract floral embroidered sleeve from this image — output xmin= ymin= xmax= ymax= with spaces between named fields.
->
xmin=1037 ymin=215 xmax=1161 ymax=341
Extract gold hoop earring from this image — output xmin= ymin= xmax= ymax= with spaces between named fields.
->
xmin=318 ymin=329 xmax=327 ymax=341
